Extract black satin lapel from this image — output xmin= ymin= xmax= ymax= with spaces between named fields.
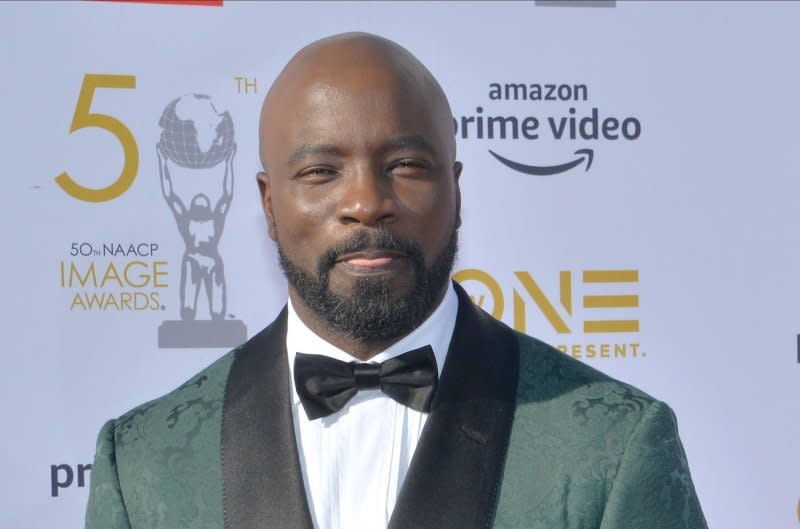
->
xmin=388 ymin=282 xmax=520 ymax=529
xmin=222 ymin=308 xmax=314 ymax=529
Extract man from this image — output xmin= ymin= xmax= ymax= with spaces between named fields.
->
xmin=85 ymin=33 xmax=707 ymax=529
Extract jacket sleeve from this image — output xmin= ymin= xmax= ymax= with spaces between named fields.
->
xmin=84 ymin=419 xmax=133 ymax=529
xmin=599 ymin=400 xmax=708 ymax=529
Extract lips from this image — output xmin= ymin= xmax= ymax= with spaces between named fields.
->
xmin=336 ymin=250 xmax=408 ymax=269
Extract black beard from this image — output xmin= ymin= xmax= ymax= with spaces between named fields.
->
xmin=277 ymin=228 xmax=458 ymax=343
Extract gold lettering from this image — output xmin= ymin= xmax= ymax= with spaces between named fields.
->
xmin=70 ymin=292 xmax=87 ymax=310
xmin=149 ymin=291 xmax=160 ymax=310
xmin=453 ymin=269 xmax=503 ymax=319
xmin=584 ymin=320 xmax=639 ymax=333
xmin=104 ymin=293 xmax=120 ymax=310
xmin=120 ymin=291 xmax=133 ymax=310
xmin=583 ymin=295 xmax=638 ymax=308
xmin=583 ymin=270 xmax=638 ymax=283
xmin=153 ymin=260 xmax=169 ymax=288
xmin=100 ymin=263 xmax=122 ymax=288
xmin=69 ymin=262 xmax=97 ymax=288
xmin=124 ymin=260 xmax=149 ymax=288
xmin=560 ymin=270 xmax=572 ymax=315
xmin=514 ymin=271 xmax=570 ymax=333
xmin=86 ymin=292 xmax=104 ymax=310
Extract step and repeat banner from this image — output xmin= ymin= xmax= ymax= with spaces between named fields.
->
xmin=2 ymin=1 xmax=799 ymax=528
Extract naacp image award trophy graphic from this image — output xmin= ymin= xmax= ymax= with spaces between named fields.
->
xmin=156 ymin=94 xmax=247 ymax=348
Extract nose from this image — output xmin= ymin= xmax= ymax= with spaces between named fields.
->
xmin=336 ymin=166 xmax=396 ymax=226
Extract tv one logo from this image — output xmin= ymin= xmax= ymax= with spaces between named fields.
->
xmin=454 ymin=268 xmax=644 ymax=359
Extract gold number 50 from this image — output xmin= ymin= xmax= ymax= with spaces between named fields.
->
xmin=55 ymin=74 xmax=138 ymax=202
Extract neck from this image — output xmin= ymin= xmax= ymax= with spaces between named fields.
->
xmin=288 ymin=285 xmax=448 ymax=361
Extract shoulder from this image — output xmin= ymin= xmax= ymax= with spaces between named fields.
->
xmin=107 ymin=312 xmax=287 ymax=451
xmin=515 ymin=332 xmax=654 ymax=403
xmin=90 ymin=346 xmax=242 ymax=525
xmin=508 ymin=330 xmax=680 ymax=480
xmin=498 ymin=332 xmax=705 ymax=528
xmin=512 ymin=331 xmax=658 ymax=433
xmin=112 ymin=347 xmax=239 ymax=450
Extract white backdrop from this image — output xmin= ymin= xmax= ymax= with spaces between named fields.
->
xmin=2 ymin=1 xmax=799 ymax=528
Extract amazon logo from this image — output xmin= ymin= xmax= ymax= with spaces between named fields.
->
xmin=489 ymin=148 xmax=593 ymax=175
xmin=456 ymin=81 xmax=642 ymax=176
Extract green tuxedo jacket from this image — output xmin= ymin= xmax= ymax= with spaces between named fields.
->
xmin=85 ymin=284 xmax=707 ymax=529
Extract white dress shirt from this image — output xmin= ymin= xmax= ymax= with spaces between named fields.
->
xmin=285 ymin=282 xmax=459 ymax=529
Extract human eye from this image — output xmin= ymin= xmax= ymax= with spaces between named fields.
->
xmin=295 ymin=166 xmax=338 ymax=183
xmin=388 ymin=158 xmax=432 ymax=177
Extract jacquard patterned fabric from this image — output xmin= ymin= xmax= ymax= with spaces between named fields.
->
xmin=492 ymin=335 xmax=707 ymax=529
xmin=84 ymin=325 xmax=706 ymax=529
xmin=85 ymin=352 xmax=234 ymax=529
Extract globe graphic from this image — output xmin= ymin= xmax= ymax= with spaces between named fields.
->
xmin=158 ymin=94 xmax=235 ymax=169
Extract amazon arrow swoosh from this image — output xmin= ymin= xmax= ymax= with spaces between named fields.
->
xmin=488 ymin=148 xmax=594 ymax=175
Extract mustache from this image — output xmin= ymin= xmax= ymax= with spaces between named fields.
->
xmin=317 ymin=229 xmax=424 ymax=276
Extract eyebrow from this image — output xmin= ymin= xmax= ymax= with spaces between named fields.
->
xmin=286 ymin=134 xmax=437 ymax=168
xmin=287 ymin=144 xmax=345 ymax=167
xmin=384 ymin=134 xmax=437 ymax=156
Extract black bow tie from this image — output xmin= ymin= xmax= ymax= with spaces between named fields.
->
xmin=293 ymin=345 xmax=438 ymax=420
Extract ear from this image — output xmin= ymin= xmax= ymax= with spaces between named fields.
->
xmin=256 ymin=171 xmax=278 ymax=241
xmin=452 ymin=161 xmax=463 ymax=229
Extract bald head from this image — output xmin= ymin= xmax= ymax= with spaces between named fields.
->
xmin=259 ymin=32 xmax=456 ymax=171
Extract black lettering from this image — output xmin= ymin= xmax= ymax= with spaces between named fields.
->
xmin=504 ymin=83 xmax=527 ymax=101
xmin=544 ymin=84 xmax=556 ymax=101
xmin=574 ymin=84 xmax=588 ymax=101
xmin=460 ymin=116 xmax=474 ymax=139
xmin=558 ymin=84 xmax=572 ymax=101
xmin=475 ymin=107 xmax=484 ymax=138
xmin=528 ymin=84 xmax=542 ymax=100
xmin=579 ymin=107 xmax=599 ymax=139
xmin=602 ymin=117 xmax=619 ymax=139
xmin=487 ymin=116 xmax=519 ymax=139
xmin=521 ymin=117 xmax=539 ymax=139
xmin=622 ymin=117 xmax=641 ymax=140
xmin=568 ymin=107 xmax=577 ymax=139
xmin=77 ymin=464 xmax=92 ymax=487
xmin=548 ymin=117 xmax=568 ymax=139
xmin=51 ymin=464 xmax=73 ymax=497
xmin=488 ymin=83 xmax=502 ymax=100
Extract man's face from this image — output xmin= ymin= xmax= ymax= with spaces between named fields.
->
xmin=259 ymin=65 xmax=461 ymax=343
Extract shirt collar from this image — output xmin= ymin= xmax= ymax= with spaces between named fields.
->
xmin=286 ymin=281 xmax=459 ymax=404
